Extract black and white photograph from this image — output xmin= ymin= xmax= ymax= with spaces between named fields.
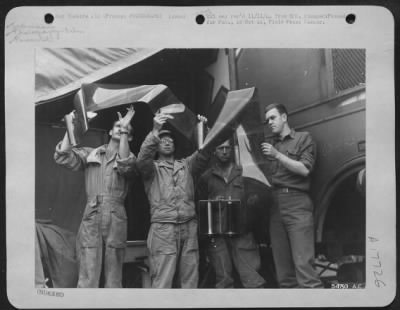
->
xmin=34 ymin=47 xmax=366 ymax=290
xmin=5 ymin=5 xmax=395 ymax=308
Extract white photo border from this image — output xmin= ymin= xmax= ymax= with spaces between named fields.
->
xmin=5 ymin=5 xmax=396 ymax=308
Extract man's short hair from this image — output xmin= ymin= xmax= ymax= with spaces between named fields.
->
xmin=265 ymin=103 xmax=288 ymax=117
xmin=216 ymin=137 xmax=234 ymax=150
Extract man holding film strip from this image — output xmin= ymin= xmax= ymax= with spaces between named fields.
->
xmin=137 ymin=112 xmax=212 ymax=288
xmin=197 ymin=138 xmax=266 ymax=288
xmin=261 ymin=103 xmax=323 ymax=288
xmin=54 ymin=106 xmax=136 ymax=288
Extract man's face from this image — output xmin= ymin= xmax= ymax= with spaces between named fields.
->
xmin=215 ymin=140 xmax=232 ymax=163
xmin=109 ymin=121 xmax=132 ymax=141
xmin=158 ymin=135 xmax=175 ymax=156
xmin=265 ymin=108 xmax=286 ymax=135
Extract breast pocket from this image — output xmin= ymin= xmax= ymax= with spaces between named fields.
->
xmin=109 ymin=169 xmax=126 ymax=196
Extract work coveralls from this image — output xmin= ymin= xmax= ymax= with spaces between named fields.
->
xmin=267 ymin=129 xmax=323 ymax=288
xmin=137 ymin=132 xmax=211 ymax=288
xmin=54 ymin=144 xmax=136 ymax=288
xmin=197 ymin=165 xmax=266 ymax=288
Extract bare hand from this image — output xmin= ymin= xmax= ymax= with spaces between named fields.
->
xmin=153 ymin=113 xmax=174 ymax=132
xmin=197 ymin=114 xmax=208 ymax=124
xmin=261 ymin=142 xmax=279 ymax=158
xmin=117 ymin=105 xmax=135 ymax=130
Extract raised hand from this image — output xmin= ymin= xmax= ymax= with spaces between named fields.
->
xmin=261 ymin=142 xmax=279 ymax=159
xmin=117 ymin=105 xmax=135 ymax=130
xmin=197 ymin=114 xmax=208 ymax=124
xmin=153 ymin=113 xmax=174 ymax=132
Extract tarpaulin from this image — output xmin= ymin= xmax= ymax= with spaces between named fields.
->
xmin=35 ymin=124 xmax=103 ymax=232
xmin=35 ymin=48 xmax=162 ymax=104
xmin=35 ymin=222 xmax=78 ymax=288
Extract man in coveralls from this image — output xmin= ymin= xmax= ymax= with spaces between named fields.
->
xmin=261 ymin=103 xmax=323 ymax=288
xmin=197 ymin=138 xmax=266 ymax=288
xmin=137 ymin=112 xmax=211 ymax=288
xmin=54 ymin=106 xmax=136 ymax=288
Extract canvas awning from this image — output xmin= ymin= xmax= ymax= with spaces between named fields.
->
xmin=35 ymin=48 xmax=162 ymax=104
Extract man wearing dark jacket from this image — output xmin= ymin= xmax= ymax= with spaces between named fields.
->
xmin=197 ymin=138 xmax=266 ymax=288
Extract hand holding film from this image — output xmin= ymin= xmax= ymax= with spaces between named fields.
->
xmin=64 ymin=112 xmax=77 ymax=146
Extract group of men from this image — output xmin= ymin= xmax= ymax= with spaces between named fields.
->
xmin=54 ymin=102 xmax=323 ymax=289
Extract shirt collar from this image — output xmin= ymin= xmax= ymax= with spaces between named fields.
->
xmin=274 ymin=128 xmax=296 ymax=142
xmin=156 ymin=159 xmax=185 ymax=175
xmin=87 ymin=144 xmax=118 ymax=164
xmin=97 ymin=145 xmax=107 ymax=154
xmin=212 ymin=164 xmax=242 ymax=181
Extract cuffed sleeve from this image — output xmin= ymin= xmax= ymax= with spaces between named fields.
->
xmin=54 ymin=142 xmax=91 ymax=171
xmin=116 ymin=152 xmax=137 ymax=176
xmin=298 ymin=133 xmax=316 ymax=172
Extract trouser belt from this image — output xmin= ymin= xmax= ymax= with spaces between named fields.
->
xmin=87 ymin=195 xmax=124 ymax=205
xmin=272 ymin=187 xmax=304 ymax=193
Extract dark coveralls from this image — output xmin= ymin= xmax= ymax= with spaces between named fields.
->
xmin=197 ymin=165 xmax=266 ymax=288
xmin=54 ymin=143 xmax=136 ymax=287
xmin=137 ymin=132 xmax=211 ymax=288
xmin=268 ymin=129 xmax=323 ymax=288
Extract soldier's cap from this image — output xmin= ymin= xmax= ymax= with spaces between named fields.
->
xmin=158 ymin=130 xmax=175 ymax=142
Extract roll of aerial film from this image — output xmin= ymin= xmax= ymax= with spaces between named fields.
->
xmin=64 ymin=113 xmax=77 ymax=146
xmin=73 ymin=90 xmax=89 ymax=133
xmin=197 ymin=120 xmax=204 ymax=149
